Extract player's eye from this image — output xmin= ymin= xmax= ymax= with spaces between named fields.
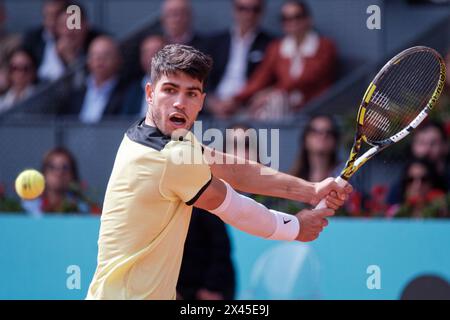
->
xmin=163 ymin=87 xmax=176 ymax=94
xmin=187 ymin=91 xmax=198 ymax=98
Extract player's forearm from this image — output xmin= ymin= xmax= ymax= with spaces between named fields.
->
xmin=233 ymin=162 xmax=316 ymax=203
xmin=209 ymin=152 xmax=316 ymax=203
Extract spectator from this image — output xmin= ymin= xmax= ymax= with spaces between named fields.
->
xmin=0 ymin=1 xmax=21 ymax=94
xmin=205 ymin=0 xmax=273 ymax=117
xmin=120 ymin=0 xmax=205 ymax=83
xmin=59 ymin=36 xmax=126 ymax=123
xmin=177 ymin=208 xmax=236 ymax=300
xmin=387 ymin=121 xmax=449 ymax=205
xmin=388 ymin=158 xmax=448 ymax=218
xmin=223 ymin=0 xmax=337 ymax=119
xmin=21 ymin=147 xmax=100 ymax=216
xmin=291 ymin=115 xmax=340 ymax=182
xmin=55 ymin=4 xmax=103 ymax=69
xmin=161 ymin=0 xmax=204 ymax=48
xmin=23 ymin=0 xmax=68 ymax=82
xmin=0 ymin=48 xmax=37 ymax=114
xmin=121 ymin=35 xmax=166 ymax=117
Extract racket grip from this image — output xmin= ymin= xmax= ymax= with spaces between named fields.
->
xmin=314 ymin=176 xmax=348 ymax=209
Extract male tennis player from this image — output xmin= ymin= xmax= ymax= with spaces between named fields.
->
xmin=87 ymin=44 xmax=352 ymax=300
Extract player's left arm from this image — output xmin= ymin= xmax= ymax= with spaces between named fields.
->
xmin=203 ymin=146 xmax=352 ymax=208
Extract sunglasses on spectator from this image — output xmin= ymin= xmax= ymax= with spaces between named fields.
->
xmin=406 ymin=175 xmax=430 ymax=184
xmin=280 ymin=12 xmax=307 ymax=23
xmin=308 ymin=127 xmax=335 ymax=137
xmin=10 ymin=64 xmax=33 ymax=73
xmin=235 ymin=4 xmax=262 ymax=14
xmin=46 ymin=163 xmax=72 ymax=173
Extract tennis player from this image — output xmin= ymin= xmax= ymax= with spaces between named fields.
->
xmin=86 ymin=44 xmax=352 ymax=300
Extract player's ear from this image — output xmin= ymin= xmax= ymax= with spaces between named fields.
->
xmin=145 ymin=83 xmax=154 ymax=105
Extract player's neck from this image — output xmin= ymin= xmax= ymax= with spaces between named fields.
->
xmin=144 ymin=115 xmax=156 ymax=128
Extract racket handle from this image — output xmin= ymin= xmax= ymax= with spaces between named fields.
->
xmin=314 ymin=176 xmax=347 ymax=209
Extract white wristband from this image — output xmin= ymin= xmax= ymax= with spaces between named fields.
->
xmin=209 ymin=180 xmax=300 ymax=241
xmin=267 ymin=210 xmax=300 ymax=241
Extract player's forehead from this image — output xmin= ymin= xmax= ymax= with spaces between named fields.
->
xmin=155 ymin=72 xmax=203 ymax=91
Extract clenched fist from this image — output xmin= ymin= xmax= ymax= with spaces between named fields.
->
xmin=295 ymin=208 xmax=334 ymax=242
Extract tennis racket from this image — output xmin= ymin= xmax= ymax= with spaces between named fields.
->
xmin=316 ymin=46 xmax=446 ymax=209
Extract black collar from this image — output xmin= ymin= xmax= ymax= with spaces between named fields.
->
xmin=126 ymin=118 xmax=172 ymax=151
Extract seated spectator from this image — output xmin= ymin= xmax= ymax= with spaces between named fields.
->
xmin=388 ymin=158 xmax=448 ymax=218
xmin=0 ymin=48 xmax=37 ymax=114
xmin=21 ymin=147 xmax=100 ymax=216
xmin=0 ymin=2 xmax=21 ymax=94
xmin=23 ymin=0 xmax=68 ymax=82
xmin=221 ymin=0 xmax=337 ymax=119
xmin=161 ymin=0 xmax=204 ymax=48
xmin=121 ymin=35 xmax=166 ymax=117
xmin=55 ymin=4 xmax=103 ymax=69
xmin=59 ymin=36 xmax=126 ymax=123
xmin=291 ymin=114 xmax=340 ymax=182
xmin=204 ymin=0 xmax=273 ymax=117
xmin=120 ymin=0 xmax=205 ymax=82
xmin=387 ymin=121 xmax=449 ymax=205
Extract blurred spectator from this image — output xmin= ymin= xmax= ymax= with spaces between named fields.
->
xmin=0 ymin=1 xmax=21 ymax=94
xmin=177 ymin=209 xmax=235 ymax=300
xmin=120 ymin=0 xmax=205 ymax=83
xmin=55 ymin=4 xmax=103 ymax=69
xmin=22 ymin=147 xmax=100 ymax=216
xmin=205 ymin=0 xmax=273 ymax=117
xmin=387 ymin=121 xmax=449 ymax=205
xmin=388 ymin=158 xmax=448 ymax=218
xmin=291 ymin=114 xmax=340 ymax=182
xmin=121 ymin=35 xmax=166 ymax=117
xmin=222 ymin=0 xmax=337 ymax=119
xmin=23 ymin=0 xmax=68 ymax=82
xmin=59 ymin=36 xmax=126 ymax=123
xmin=161 ymin=0 xmax=204 ymax=48
xmin=0 ymin=48 xmax=37 ymax=114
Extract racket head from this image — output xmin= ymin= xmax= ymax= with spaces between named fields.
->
xmin=358 ymin=46 xmax=446 ymax=147
xmin=340 ymin=46 xmax=446 ymax=181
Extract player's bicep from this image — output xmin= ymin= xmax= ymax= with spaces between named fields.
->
xmin=193 ymin=176 xmax=227 ymax=211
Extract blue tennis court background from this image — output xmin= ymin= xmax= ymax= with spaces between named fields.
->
xmin=0 ymin=215 xmax=449 ymax=299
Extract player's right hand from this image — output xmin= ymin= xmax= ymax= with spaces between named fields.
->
xmin=294 ymin=208 xmax=334 ymax=242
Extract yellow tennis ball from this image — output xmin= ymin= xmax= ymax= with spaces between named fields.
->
xmin=15 ymin=169 xmax=45 ymax=200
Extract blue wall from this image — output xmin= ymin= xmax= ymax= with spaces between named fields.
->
xmin=0 ymin=216 xmax=449 ymax=299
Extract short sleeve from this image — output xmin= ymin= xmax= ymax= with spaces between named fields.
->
xmin=160 ymin=132 xmax=212 ymax=204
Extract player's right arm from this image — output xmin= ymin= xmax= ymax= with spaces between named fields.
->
xmin=194 ymin=176 xmax=333 ymax=242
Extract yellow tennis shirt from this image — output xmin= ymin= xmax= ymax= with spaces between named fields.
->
xmin=86 ymin=119 xmax=212 ymax=300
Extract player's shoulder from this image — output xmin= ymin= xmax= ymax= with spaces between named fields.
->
xmin=163 ymin=130 xmax=205 ymax=164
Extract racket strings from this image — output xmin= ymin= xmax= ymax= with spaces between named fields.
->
xmin=362 ymin=50 xmax=441 ymax=143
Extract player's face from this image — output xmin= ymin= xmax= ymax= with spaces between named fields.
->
xmin=145 ymin=72 xmax=205 ymax=136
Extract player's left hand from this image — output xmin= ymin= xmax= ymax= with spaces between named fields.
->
xmin=311 ymin=177 xmax=353 ymax=209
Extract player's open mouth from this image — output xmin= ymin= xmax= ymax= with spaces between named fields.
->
xmin=169 ymin=113 xmax=187 ymax=127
